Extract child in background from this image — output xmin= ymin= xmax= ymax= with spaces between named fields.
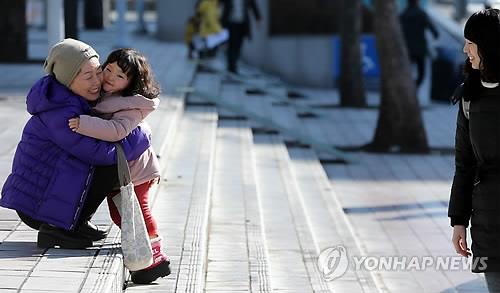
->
xmin=196 ymin=0 xmax=227 ymax=58
xmin=68 ymin=48 xmax=170 ymax=285
xmin=185 ymin=13 xmax=201 ymax=59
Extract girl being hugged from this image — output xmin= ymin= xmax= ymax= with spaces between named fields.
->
xmin=68 ymin=48 xmax=169 ymax=284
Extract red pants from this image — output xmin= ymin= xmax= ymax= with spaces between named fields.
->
xmin=107 ymin=180 xmax=158 ymax=237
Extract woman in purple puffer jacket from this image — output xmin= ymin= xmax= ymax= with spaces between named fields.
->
xmin=0 ymin=39 xmax=151 ymax=249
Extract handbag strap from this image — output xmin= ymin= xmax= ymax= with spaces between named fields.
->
xmin=115 ymin=143 xmax=132 ymax=187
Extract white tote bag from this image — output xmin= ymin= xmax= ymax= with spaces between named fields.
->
xmin=192 ymin=29 xmax=229 ymax=50
xmin=112 ymin=143 xmax=153 ymax=271
xmin=205 ymin=29 xmax=229 ymax=49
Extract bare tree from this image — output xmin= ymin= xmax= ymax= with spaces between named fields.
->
xmin=339 ymin=0 xmax=366 ymax=107
xmin=365 ymin=0 xmax=429 ymax=153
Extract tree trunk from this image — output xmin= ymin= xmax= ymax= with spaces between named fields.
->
xmin=339 ymin=0 xmax=366 ymax=107
xmin=368 ymin=0 xmax=429 ymax=153
xmin=0 ymin=0 xmax=27 ymax=62
xmin=455 ymin=0 xmax=467 ymax=21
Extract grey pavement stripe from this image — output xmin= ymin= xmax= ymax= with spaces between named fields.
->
xmin=179 ymin=74 xmax=219 ymax=292
xmin=240 ymin=117 xmax=272 ymax=291
xmin=251 ymin=91 xmax=333 ymax=291
xmin=205 ymin=120 xmax=250 ymax=291
xmin=176 ymin=109 xmax=216 ymax=292
xmin=218 ymin=83 xmax=287 ymax=292
xmin=252 ymin=134 xmax=313 ymax=292
xmin=269 ymin=135 xmax=333 ymax=293
xmin=149 ymin=108 xmax=217 ymax=293
xmin=157 ymin=74 xmax=218 ymax=292
xmin=217 ymin=83 xmax=272 ymax=292
xmin=148 ymin=115 xmax=205 ymax=292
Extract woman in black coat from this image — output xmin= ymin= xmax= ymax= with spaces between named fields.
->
xmin=449 ymin=8 xmax=500 ymax=291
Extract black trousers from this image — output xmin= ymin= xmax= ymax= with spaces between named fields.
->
xmin=226 ymin=22 xmax=246 ymax=73
xmin=18 ymin=164 xmax=118 ymax=230
xmin=77 ymin=164 xmax=118 ymax=226
xmin=410 ymin=55 xmax=425 ymax=87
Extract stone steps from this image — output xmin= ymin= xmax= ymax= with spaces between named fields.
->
xmin=205 ymin=119 xmax=252 ymax=292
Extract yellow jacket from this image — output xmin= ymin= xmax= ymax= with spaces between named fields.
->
xmin=184 ymin=16 xmax=200 ymax=43
xmin=198 ymin=0 xmax=222 ymax=37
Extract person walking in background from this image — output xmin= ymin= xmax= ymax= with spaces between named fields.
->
xmin=68 ymin=48 xmax=170 ymax=284
xmin=448 ymin=9 xmax=500 ymax=293
xmin=221 ymin=0 xmax=261 ymax=74
xmin=400 ymin=0 xmax=439 ymax=87
xmin=0 ymin=39 xmax=151 ymax=249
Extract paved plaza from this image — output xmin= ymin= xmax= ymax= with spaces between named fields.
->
xmin=0 ymin=13 xmax=490 ymax=293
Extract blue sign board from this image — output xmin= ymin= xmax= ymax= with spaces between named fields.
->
xmin=332 ymin=34 xmax=381 ymax=81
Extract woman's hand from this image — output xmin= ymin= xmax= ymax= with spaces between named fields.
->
xmin=68 ymin=117 xmax=80 ymax=131
xmin=452 ymin=225 xmax=471 ymax=257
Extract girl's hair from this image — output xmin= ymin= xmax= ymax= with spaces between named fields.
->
xmin=101 ymin=48 xmax=160 ymax=99
xmin=463 ymin=9 xmax=500 ymax=83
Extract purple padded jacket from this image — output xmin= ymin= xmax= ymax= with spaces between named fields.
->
xmin=0 ymin=76 xmax=151 ymax=230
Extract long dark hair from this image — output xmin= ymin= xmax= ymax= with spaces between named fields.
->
xmin=460 ymin=9 xmax=500 ymax=101
xmin=101 ymin=48 xmax=160 ymax=100
xmin=463 ymin=9 xmax=500 ymax=82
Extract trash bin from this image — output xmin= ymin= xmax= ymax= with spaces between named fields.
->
xmin=431 ymin=46 xmax=463 ymax=102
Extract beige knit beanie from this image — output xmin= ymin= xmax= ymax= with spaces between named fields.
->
xmin=43 ymin=38 xmax=99 ymax=87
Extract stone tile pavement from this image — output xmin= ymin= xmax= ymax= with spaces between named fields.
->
xmin=0 ymin=15 xmax=491 ymax=293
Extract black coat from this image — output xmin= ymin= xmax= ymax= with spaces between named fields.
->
xmin=220 ymin=0 xmax=261 ymax=39
xmin=449 ymin=84 xmax=500 ymax=272
xmin=400 ymin=6 xmax=438 ymax=58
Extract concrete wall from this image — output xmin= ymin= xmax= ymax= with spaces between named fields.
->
xmin=242 ymin=0 xmax=335 ymax=87
xmin=156 ymin=0 xmax=198 ymax=41
xmin=244 ymin=36 xmax=334 ymax=87
xmin=155 ymin=0 xmax=336 ymax=87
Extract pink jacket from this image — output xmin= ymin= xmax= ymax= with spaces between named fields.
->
xmin=77 ymin=94 xmax=161 ymax=186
